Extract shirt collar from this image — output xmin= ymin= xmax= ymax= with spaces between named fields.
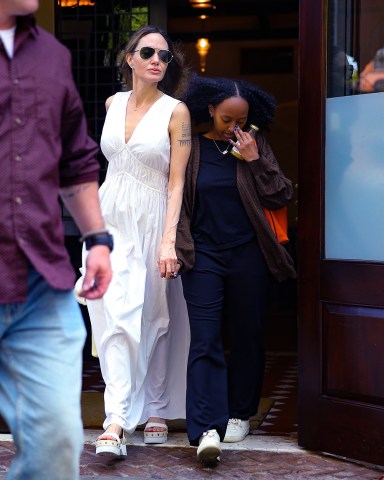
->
xmin=17 ymin=15 xmax=38 ymax=36
xmin=13 ymin=15 xmax=38 ymax=54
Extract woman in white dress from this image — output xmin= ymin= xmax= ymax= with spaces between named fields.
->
xmin=83 ymin=25 xmax=191 ymax=456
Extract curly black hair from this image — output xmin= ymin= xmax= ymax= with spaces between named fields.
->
xmin=121 ymin=25 xmax=190 ymax=99
xmin=182 ymin=75 xmax=276 ymax=130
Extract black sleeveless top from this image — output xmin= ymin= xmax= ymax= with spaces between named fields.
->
xmin=191 ymin=135 xmax=255 ymax=251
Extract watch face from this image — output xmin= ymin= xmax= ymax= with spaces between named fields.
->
xmin=85 ymin=234 xmax=114 ymax=252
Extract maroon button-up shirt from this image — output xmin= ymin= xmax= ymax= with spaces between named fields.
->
xmin=0 ymin=16 xmax=100 ymax=303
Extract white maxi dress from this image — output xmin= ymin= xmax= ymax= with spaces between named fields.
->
xmin=84 ymin=91 xmax=190 ymax=434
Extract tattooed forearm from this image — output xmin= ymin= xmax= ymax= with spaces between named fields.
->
xmin=60 ymin=183 xmax=91 ymax=199
xmin=178 ymin=121 xmax=191 ymax=147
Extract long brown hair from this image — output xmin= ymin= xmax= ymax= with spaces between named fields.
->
xmin=121 ymin=25 xmax=190 ymax=99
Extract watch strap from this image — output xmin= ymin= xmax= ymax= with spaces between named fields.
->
xmin=84 ymin=233 xmax=114 ymax=252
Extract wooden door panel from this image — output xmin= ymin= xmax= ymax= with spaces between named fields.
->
xmin=300 ymin=396 xmax=384 ymax=466
xmin=321 ymin=261 xmax=384 ymax=305
xmin=322 ymin=303 xmax=384 ymax=403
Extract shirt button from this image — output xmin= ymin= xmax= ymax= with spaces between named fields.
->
xmin=14 ymin=117 xmax=22 ymax=125
xmin=13 ymin=78 xmax=19 ymax=85
xmin=15 ymin=155 xmax=22 ymax=162
xmin=15 ymin=197 xmax=22 ymax=204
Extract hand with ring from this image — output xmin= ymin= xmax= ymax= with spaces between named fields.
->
xmin=157 ymin=242 xmax=181 ymax=280
xmin=169 ymin=261 xmax=181 ymax=280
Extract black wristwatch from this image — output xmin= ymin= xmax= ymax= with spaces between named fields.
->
xmin=85 ymin=233 xmax=114 ymax=252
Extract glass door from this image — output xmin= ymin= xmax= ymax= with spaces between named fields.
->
xmin=298 ymin=0 xmax=384 ymax=466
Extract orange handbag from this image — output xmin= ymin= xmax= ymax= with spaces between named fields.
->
xmin=263 ymin=206 xmax=289 ymax=244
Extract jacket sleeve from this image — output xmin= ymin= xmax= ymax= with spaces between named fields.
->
xmin=246 ymin=134 xmax=293 ymax=209
xmin=175 ymin=200 xmax=195 ymax=274
xmin=175 ymin=137 xmax=199 ymax=273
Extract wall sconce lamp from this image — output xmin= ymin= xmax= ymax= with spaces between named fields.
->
xmin=196 ymin=37 xmax=211 ymax=73
xmin=59 ymin=0 xmax=95 ymax=6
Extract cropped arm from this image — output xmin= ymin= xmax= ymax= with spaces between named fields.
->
xmin=157 ymin=102 xmax=191 ymax=279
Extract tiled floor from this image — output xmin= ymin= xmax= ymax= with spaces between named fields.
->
xmin=82 ymin=360 xmax=108 ymax=394
xmin=2 ymin=291 xmax=384 ymax=478
xmin=257 ymin=352 xmax=298 ymax=436
xmin=3 ymin=353 xmax=384 ymax=478
xmin=82 ymin=351 xmax=298 ymax=436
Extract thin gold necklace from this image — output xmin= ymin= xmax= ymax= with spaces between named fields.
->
xmin=130 ymin=92 xmax=160 ymax=111
xmin=212 ymin=138 xmax=231 ymax=155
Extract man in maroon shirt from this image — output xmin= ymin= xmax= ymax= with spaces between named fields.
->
xmin=0 ymin=1 xmax=113 ymax=478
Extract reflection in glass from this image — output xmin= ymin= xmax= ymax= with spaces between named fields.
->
xmin=357 ymin=47 xmax=384 ymax=93
xmin=328 ymin=45 xmax=354 ymax=97
xmin=325 ymin=94 xmax=384 ymax=260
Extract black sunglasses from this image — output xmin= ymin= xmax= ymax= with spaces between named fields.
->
xmin=133 ymin=46 xmax=173 ymax=64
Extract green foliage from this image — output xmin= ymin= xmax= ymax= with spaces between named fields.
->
xmin=103 ymin=6 xmax=148 ymax=67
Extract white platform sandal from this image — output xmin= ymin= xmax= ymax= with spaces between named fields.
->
xmin=143 ymin=422 xmax=168 ymax=444
xmin=95 ymin=431 xmax=127 ymax=456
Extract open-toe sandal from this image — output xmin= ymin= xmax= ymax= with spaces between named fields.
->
xmin=95 ymin=431 xmax=127 ymax=456
xmin=143 ymin=422 xmax=168 ymax=444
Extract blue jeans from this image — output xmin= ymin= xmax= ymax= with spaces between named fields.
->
xmin=0 ymin=267 xmax=86 ymax=480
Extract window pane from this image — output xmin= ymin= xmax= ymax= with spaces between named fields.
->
xmin=325 ymin=0 xmax=384 ymax=261
xmin=56 ymin=0 xmax=149 ymax=178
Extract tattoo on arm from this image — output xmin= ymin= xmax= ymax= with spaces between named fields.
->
xmin=178 ymin=122 xmax=191 ymax=147
xmin=60 ymin=183 xmax=91 ymax=199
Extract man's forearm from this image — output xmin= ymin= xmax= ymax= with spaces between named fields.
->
xmin=60 ymin=182 xmax=105 ymax=234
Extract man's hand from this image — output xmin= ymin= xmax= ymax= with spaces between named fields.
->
xmin=79 ymin=245 xmax=112 ymax=299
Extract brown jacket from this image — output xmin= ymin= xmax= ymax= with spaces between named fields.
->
xmin=175 ymin=134 xmax=296 ymax=282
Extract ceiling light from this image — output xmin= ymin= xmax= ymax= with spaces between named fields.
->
xmin=189 ymin=0 xmax=215 ymax=9
xmin=196 ymin=37 xmax=211 ymax=73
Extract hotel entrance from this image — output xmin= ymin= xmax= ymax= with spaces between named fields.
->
xmin=25 ymin=0 xmax=384 ymax=467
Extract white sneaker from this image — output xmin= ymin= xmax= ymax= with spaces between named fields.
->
xmin=197 ymin=429 xmax=221 ymax=464
xmin=223 ymin=418 xmax=250 ymax=443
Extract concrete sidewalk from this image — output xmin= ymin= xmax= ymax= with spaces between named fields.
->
xmin=1 ymin=430 xmax=384 ymax=479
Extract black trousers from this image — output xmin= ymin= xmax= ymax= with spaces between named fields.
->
xmin=181 ymin=238 xmax=270 ymax=445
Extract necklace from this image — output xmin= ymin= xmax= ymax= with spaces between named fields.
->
xmin=130 ymin=92 xmax=160 ymax=111
xmin=212 ymin=138 xmax=231 ymax=155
